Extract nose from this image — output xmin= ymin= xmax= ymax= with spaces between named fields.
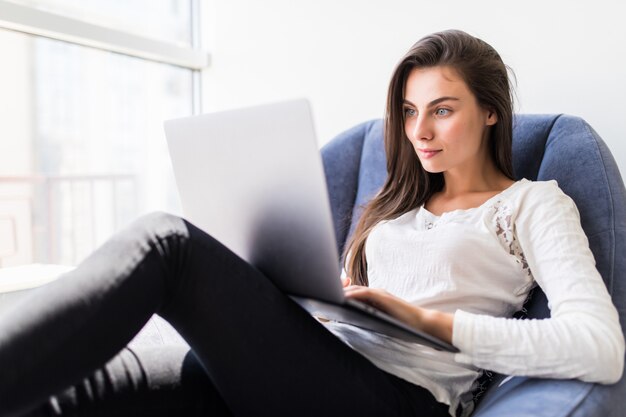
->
xmin=406 ymin=114 xmax=433 ymax=142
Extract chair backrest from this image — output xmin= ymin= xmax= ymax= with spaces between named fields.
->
xmin=320 ymin=114 xmax=626 ymax=416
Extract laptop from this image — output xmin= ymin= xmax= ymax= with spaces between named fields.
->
xmin=164 ymin=99 xmax=458 ymax=353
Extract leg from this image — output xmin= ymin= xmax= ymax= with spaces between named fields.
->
xmin=162 ymin=219 xmax=449 ymax=417
xmin=0 ymin=212 xmax=195 ymax=416
xmin=0 ymin=212 xmax=448 ymax=417
xmin=28 ymin=345 xmax=232 ymax=417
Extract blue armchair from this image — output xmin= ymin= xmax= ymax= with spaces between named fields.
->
xmin=320 ymin=115 xmax=626 ymax=416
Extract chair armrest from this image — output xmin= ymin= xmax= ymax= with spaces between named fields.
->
xmin=473 ymin=376 xmax=624 ymax=417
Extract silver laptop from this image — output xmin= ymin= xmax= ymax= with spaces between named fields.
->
xmin=164 ymin=99 xmax=457 ymax=352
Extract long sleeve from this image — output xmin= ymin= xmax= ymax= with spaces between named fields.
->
xmin=452 ymin=181 xmax=625 ymax=384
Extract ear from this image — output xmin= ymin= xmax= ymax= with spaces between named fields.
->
xmin=486 ymin=110 xmax=498 ymax=126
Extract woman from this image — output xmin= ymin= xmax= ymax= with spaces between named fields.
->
xmin=1 ymin=30 xmax=623 ymax=417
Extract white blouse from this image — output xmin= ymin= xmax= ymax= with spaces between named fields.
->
xmin=325 ymin=178 xmax=624 ymax=417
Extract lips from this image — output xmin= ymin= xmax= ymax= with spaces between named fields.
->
xmin=418 ymin=149 xmax=442 ymax=159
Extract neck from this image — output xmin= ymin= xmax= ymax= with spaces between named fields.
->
xmin=441 ymin=160 xmax=508 ymax=197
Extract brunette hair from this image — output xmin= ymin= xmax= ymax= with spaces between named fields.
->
xmin=344 ymin=29 xmax=515 ymax=286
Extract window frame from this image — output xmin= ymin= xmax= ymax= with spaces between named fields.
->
xmin=0 ymin=0 xmax=209 ymax=71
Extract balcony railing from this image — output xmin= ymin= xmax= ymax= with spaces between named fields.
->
xmin=0 ymin=174 xmax=137 ymax=266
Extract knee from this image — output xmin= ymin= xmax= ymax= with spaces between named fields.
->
xmin=101 ymin=212 xmax=189 ymax=262
xmin=131 ymin=211 xmax=189 ymax=241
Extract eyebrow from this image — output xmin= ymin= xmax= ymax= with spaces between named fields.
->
xmin=403 ymin=96 xmax=460 ymax=108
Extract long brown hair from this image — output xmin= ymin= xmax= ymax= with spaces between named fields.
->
xmin=344 ymin=29 xmax=515 ymax=286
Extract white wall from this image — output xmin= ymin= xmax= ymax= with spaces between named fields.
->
xmin=200 ymin=0 xmax=626 ymax=176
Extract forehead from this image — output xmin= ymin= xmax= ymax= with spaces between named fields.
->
xmin=403 ymin=66 xmax=471 ymax=103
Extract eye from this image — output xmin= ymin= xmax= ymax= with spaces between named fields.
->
xmin=435 ymin=108 xmax=450 ymax=116
xmin=403 ymin=107 xmax=416 ymax=117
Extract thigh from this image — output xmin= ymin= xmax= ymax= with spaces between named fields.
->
xmin=28 ymin=345 xmax=232 ymax=417
xmin=161 ymin=220 xmax=449 ymax=417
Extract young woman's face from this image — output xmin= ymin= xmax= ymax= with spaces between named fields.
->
xmin=402 ymin=66 xmax=497 ymax=176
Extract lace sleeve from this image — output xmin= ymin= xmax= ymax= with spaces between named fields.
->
xmin=452 ymin=181 xmax=624 ymax=384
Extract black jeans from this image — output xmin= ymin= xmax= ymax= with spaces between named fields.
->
xmin=0 ymin=212 xmax=450 ymax=417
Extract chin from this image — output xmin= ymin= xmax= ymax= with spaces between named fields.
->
xmin=420 ymin=164 xmax=444 ymax=174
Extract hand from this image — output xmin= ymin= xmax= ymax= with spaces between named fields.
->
xmin=343 ymin=285 xmax=454 ymax=344
xmin=341 ymin=277 xmax=352 ymax=288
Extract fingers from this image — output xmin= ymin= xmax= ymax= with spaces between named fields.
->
xmin=341 ymin=277 xmax=352 ymax=288
xmin=343 ymin=285 xmax=382 ymax=295
xmin=343 ymin=286 xmax=389 ymax=312
xmin=343 ymin=285 xmax=384 ymax=301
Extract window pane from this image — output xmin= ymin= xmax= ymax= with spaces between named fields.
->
xmin=0 ymin=27 xmax=193 ymax=266
xmin=6 ymin=0 xmax=193 ymax=46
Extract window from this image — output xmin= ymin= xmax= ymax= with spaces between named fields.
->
xmin=0 ymin=0 xmax=208 ymax=266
